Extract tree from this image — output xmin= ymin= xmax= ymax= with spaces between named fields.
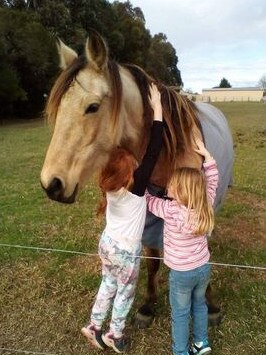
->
xmin=0 ymin=62 xmax=27 ymax=115
xmin=258 ymin=74 xmax=266 ymax=89
xmin=218 ymin=78 xmax=231 ymax=88
xmin=35 ymin=1 xmax=72 ymax=38
xmin=146 ymin=33 xmax=182 ymax=86
xmin=111 ymin=3 xmax=182 ymax=86
xmin=0 ymin=0 xmax=28 ymax=9
xmin=0 ymin=8 xmax=58 ymax=117
xmin=0 ymin=0 xmax=183 ymax=117
xmin=111 ymin=1 xmax=151 ymax=66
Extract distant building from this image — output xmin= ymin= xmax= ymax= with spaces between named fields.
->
xmin=197 ymin=87 xmax=266 ymax=102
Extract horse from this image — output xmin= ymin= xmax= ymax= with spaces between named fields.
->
xmin=40 ymin=31 xmax=233 ymax=328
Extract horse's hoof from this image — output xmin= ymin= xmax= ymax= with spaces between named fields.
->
xmin=207 ymin=303 xmax=221 ymax=314
xmin=134 ymin=304 xmax=155 ymax=329
xmin=208 ymin=311 xmax=223 ymax=326
xmin=134 ymin=311 xmax=154 ymax=329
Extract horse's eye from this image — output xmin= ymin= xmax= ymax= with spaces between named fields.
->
xmin=85 ymin=103 xmax=100 ymax=114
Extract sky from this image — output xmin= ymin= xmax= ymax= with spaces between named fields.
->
xmin=117 ymin=0 xmax=266 ymax=93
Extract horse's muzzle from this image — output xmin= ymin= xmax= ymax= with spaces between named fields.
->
xmin=41 ymin=178 xmax=78 ymax=204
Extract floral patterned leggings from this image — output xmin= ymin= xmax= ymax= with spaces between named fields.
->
xmin=90 ymin=231 xmax=141 ymax=338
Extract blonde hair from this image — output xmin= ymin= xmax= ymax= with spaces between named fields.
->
xmin=168 ymin=167 xmax=214 ymax=236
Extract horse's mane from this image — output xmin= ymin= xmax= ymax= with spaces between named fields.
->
xmin=46 ymin=55 xmax=200 ymax=168
xmin=123 ymin=63 xmax=201 ymax=165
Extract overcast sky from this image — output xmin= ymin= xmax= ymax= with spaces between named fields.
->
xmin=119 ymin=0 xmax=266 ymax=93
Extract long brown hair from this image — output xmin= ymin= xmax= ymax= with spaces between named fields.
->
xmin=97 ymin=147 xmax=137 ymax=215
xmin=168 ymin=167 xmax=214 ymax=235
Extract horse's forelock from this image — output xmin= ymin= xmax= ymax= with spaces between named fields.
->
xmin=46 ymin=56 xmax=122 ymax=131
xmin=46 ymin=56 xmax=87 ymax=124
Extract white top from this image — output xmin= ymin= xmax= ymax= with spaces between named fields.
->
xmin=104 ymin=188 xmax=147 ymax=253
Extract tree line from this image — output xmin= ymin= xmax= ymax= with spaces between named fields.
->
xmin=0 ymin=0 xmax=182 ymax=118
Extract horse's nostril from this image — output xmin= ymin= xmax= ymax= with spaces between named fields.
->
xmin=41 ymin=177 xmax=77 ymax=204
xmin=50 ymin=177 xmax=63 ymax=191
xmin=45 ymin=177 xmax=64 ymax=200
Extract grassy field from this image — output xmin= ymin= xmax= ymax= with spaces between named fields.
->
xmin=0 ymin=102 xmax=265 ymax=355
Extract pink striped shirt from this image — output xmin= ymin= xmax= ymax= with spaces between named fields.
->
xmin=145 ymin=159 xmax=219 ymax=271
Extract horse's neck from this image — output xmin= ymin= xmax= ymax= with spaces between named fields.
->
xmin=118 ymin=67 xmax=202 ymax=188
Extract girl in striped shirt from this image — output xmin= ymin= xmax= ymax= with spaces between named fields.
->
xmin=145 ymin=138 xmax=219 ymax=355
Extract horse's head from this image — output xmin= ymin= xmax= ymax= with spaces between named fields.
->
xmin=41 ymin=31 xmax=141 ymax=203
xmin=41 ymin=32 xmax=202 ymax=204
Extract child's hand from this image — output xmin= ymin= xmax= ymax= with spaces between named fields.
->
xmin=194 ymin=137 xmax=212 ymax=162
xmin=148 ymin=83 xmax=162 ymax=121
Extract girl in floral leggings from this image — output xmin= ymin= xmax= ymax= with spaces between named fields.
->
xmin=81 ymin=83 xmax=163 ymax=353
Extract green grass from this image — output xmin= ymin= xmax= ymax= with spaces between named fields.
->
xmin=0 ymin=102 xmax=265 ymax=354
xmin=214 ymin=102 xmax=266 ymax=197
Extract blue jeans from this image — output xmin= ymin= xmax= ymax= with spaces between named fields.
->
xmin=169 ymin=263 xmax=211 ymax=355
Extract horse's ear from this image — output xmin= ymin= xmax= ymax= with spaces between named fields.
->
xmin=85 ymin=30 xmax=108 ymax=71
xmin=56 ymin=38 xmax=78 ymax=70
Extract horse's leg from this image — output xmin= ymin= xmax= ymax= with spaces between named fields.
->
xmin=145 ymin=247 xmax=160 ymax=304
xmin=206 ymin=283 xmax=223 ymax=326
xmin=134 ymin=247 xmax=160 ymax=328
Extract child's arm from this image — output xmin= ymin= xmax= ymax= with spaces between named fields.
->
xmin=145 ymin=191 xmax=169 ymax=219
xmin=194 ymin=138 xmax=219 ymax=205
xmin=131 ymin=83 xmax=163 ymax=196
xmin=203 ymin=160 xmax=219 ymax=205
